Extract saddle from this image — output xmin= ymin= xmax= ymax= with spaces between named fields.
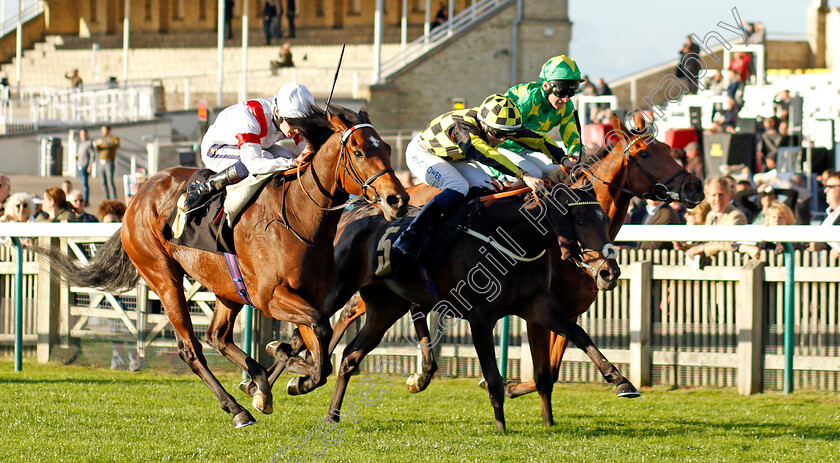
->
xmin=163 ymin=169 xmax=236 ymax=255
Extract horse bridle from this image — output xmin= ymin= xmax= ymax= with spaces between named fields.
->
xmin=563 ymin=200 xmax=618 ymax=276
xmin=298 ymin=123 xmax=394 ymax=211
xmin=585 ymin=136 xmax=690 ymax=203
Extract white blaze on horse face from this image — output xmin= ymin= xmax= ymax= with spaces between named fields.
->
xmin=368 ymin=135 xmax=380 ymax=147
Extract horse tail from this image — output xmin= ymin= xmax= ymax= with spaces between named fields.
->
xmin=39 ymin=232 xmax=140 ymax=293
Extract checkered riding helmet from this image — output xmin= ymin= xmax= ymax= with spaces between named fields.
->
xmin=539 ymin=55 xmax=584 ymax=82
xmin=477 ymin=94 xmax=522 ymax=132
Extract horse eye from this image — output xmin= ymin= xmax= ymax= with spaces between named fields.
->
xmin=577 ymin=220 xmax=585 ymax=226
xmin=353 ymin=150 xmax=364 ymax=159
xmin=639 ymin=150 xmax=650 ymax=158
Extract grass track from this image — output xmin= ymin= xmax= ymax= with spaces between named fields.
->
xmin=1 ymin=362 xmax=839 ymax=462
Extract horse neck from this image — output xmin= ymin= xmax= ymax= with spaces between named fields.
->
xmin=584 ymin=150 xmax=633 ymax=240
xmin=285 ymin=135 xmax=349 ymax=242
xmin=477 ymin=198 xmax=556 ymax=257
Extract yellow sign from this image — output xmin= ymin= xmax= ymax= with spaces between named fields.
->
xmin=452 ymin=98 xmax=465 ymax=110
xmin=710 ymin=143 xmax=723 ymax=157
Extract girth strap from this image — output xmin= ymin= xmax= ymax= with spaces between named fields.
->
xmin=224 ymin=252 xmax=255 ymax=306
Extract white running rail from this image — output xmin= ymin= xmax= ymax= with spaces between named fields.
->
xmin=379 ymin=0 xmax=513 ymax=81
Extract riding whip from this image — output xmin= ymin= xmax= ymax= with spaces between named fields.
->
xmin=325 ymin=43 xmax=346 ymax=114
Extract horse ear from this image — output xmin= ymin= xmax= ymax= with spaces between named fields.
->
xmin=329 ymin=112 xmax=349 ymax=132
xmin=611 ymin=113 xmax=626 ymax=134
xmin=554 ymin=213 xmax=580 ymax=261
xmin=633 ymin=111 xmax=647 ymax=132
xmin=359 ymin=107 xmax=372 ymax=124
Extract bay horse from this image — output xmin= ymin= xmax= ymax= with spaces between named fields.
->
xmin=498 ymin=112 xmax=704 ymax=403
xmin=44 ymin=104 xmax=409 ymax=427
xmin=318 ymin=185 xmax=634 ymax=431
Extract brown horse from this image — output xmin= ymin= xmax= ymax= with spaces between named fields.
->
xmin=44 ymin=104 xmax=409 ymax=427
xmin=498 ymin=112 xmax=704 ymax=402
xmin=315 ymin=185 xmax=632 ymax=431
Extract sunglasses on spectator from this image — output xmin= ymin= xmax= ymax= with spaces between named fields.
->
xmin=14 ymin=203 xmax=28 ymax=209
xmin=825 ymin=184 xmax=840 ymax=189
xmin=548 ymin=81 xmax=580 ymax=99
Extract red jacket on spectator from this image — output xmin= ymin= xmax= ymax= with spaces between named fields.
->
xmin=729 ymin=52 xmax=751 ymax=82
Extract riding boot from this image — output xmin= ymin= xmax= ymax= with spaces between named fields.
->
xmin=392 ymin=199 xmax=445 ymax=260
xmin=185 ymin=165 xmax=243 ymax=212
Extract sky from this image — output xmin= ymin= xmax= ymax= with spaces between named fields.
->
xmin=568 ymin=0 xmax=839 ymax=82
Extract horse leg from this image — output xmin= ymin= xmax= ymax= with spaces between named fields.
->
xmin=326 ymin=287 xmax=411 ymax=423
xmin=405 ymin=304 xmax=438 ymax=394
xmin=524 ymin=292 xmax=640 ymax=398
xmin=138 ymin=267 xmax=255 ymax=428
xmin=264 ymin=285 xmax=333 ymax=396
xmin=328 ymin=297 xmax=366 ymax=354
xmin=204 ymin=297 xmax=273 ymax=415
xmin=241 ymin=329 xmax=305 ymax=398
xmin=469 ymin=314 xmax=507 ymax=432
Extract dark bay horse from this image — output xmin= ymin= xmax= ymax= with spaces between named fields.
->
xmin=44 ymin=105 xmax=409 ymax=427
xmin=319 ymin=186 xmax=633 ymax=431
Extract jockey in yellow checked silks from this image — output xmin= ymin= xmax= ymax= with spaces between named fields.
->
xmin=392 ymin=93 xmax=575 ymax=260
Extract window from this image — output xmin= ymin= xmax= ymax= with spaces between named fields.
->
xmin=145 ymin=0 xmax=152 ymax=21
xmin=173 ymin=0 xmax=185 ymax=20
xmin=199 ymin=0 xmax=207 ymax=20
xmin=349 ymin=0 xmax=361 ymax=15
xmin=89 ymin=0 xmax=97 ymax=23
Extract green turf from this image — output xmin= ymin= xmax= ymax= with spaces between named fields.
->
xmin=1 ymin=362 xmax=838 ymax=462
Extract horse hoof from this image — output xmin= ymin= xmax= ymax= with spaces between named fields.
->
xmin=406 ymin=374 xmax=422 ymax=393
xmin=232 ymin=410 xmax=256 ymax=428
xmin=238 ymin=379 xmax=257 ymax=397
xmin=478 ymin=378 xmax=487 ymax=390
xmin=495 ymin=421 xmax=506 ymax=433
xmin=616 ymin=383 xmax=641 ymax=398
xmin=253 ymin=391 xmax=274 ymax=415
xmin=265 ymin=340 xmax=281 ymax=357
xmin=287 ymin=377 xmax=301 ymax=396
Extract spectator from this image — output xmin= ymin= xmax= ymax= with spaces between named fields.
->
xmin=728 ymin=51 xmax=752 ymax=84
xmin=756 ymin=116 xmax=781 ymax=172
xmin=94 ymin=125 xmax=120 ymax=200
xmin=262 ymin=0 xmax=279 ymax=45
xmin=64 ymin=69 xmax=83 ymax=89
xmin=270 ymin=43 xmax=294 ymax=74
xmin=98 ymin=199 xmax=127 ymax=223
xmin=736 ymin=201 xmax=797 ymax=259
xmin=789 ymin=173 xmax=812 ymax=224
xmin=224 ymin=0 xmax=235 ymax=40
xmin=777 ymin=120 xmax=792 ymax=148
xmin=285 ymin=0 xmax=296 ymax=38
xmin=773 ymin=90 xmax=791 ymax=120
xmin=1 ymin=192 xmax=36 ymax=247
xmin=75 ymin=128 xmax=96 ymax=206
xmin=431 ymin=1 xmax=448 ymax=29
xmin=809 ymin=171 xmax=840 ymax=255
xmin=638 ymin=199 xmax=681 ymax=250
xmin=61 ymin=179 xmax=73 ymax=198
xmin=68 ymin=190 xmax=97 ymax=222
xmin=686 ymin=177 xmax=748 ymax=258
xmin=683 ymin=142 xmax=704 ymax=179
xmin=676 ymin=35 xmax=701 ymax=93
xmin=752 ymin=184 xmax=781 ymax=224
xmin=37 ymin=187 xmax=77 ymax=222
xmin=670 ymin=147 xmax=686 ymax=167
xmin=0 ymin=173 xmax=10 ymax=216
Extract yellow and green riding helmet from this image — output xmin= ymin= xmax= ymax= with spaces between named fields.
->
xmin=539 ymin=55 xmax=584 ymax=98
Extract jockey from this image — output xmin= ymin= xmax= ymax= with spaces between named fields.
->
xmin=392 ymin=93 xmax=574 ymax=260
xmin=185 ymin=83 xmax=318 ymax=211
xmin=496 ymin=55 xmax=585 ymax=178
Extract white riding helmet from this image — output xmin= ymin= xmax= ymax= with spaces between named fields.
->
xmin=273 ymin=83 xmax=315 ymax=120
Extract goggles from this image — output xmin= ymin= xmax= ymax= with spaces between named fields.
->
xmin=486 ymin=126 xmax=515 ymax=140
xmin=548 ymin=80 xmax=580 ymax=99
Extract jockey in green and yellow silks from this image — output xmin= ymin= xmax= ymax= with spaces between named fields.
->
xmin=497 ymin=55 xmax=585 ymax=178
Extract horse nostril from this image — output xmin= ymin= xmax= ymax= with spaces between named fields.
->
xmin=386 ymin=194 xmax=402 ymax=208
xmin=600 ymin=268 xmax=614 ymax=281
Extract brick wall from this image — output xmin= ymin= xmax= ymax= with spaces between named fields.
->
xmin=367 ymin=0 xmax=571 ymax=131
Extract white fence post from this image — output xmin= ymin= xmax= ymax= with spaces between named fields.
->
xmin=629 ymin=260 xmax=652 ymax=388
xmin=737 ymin=259 xmax=765 ymax=395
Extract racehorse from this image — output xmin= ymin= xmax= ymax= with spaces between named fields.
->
xmin=316 ymin=185 xmax=633 ymax=431
xmin=497 ymin=112 xmax=704 ymax=404
xmin=43 ymin=105 xmax=409 ymax=427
